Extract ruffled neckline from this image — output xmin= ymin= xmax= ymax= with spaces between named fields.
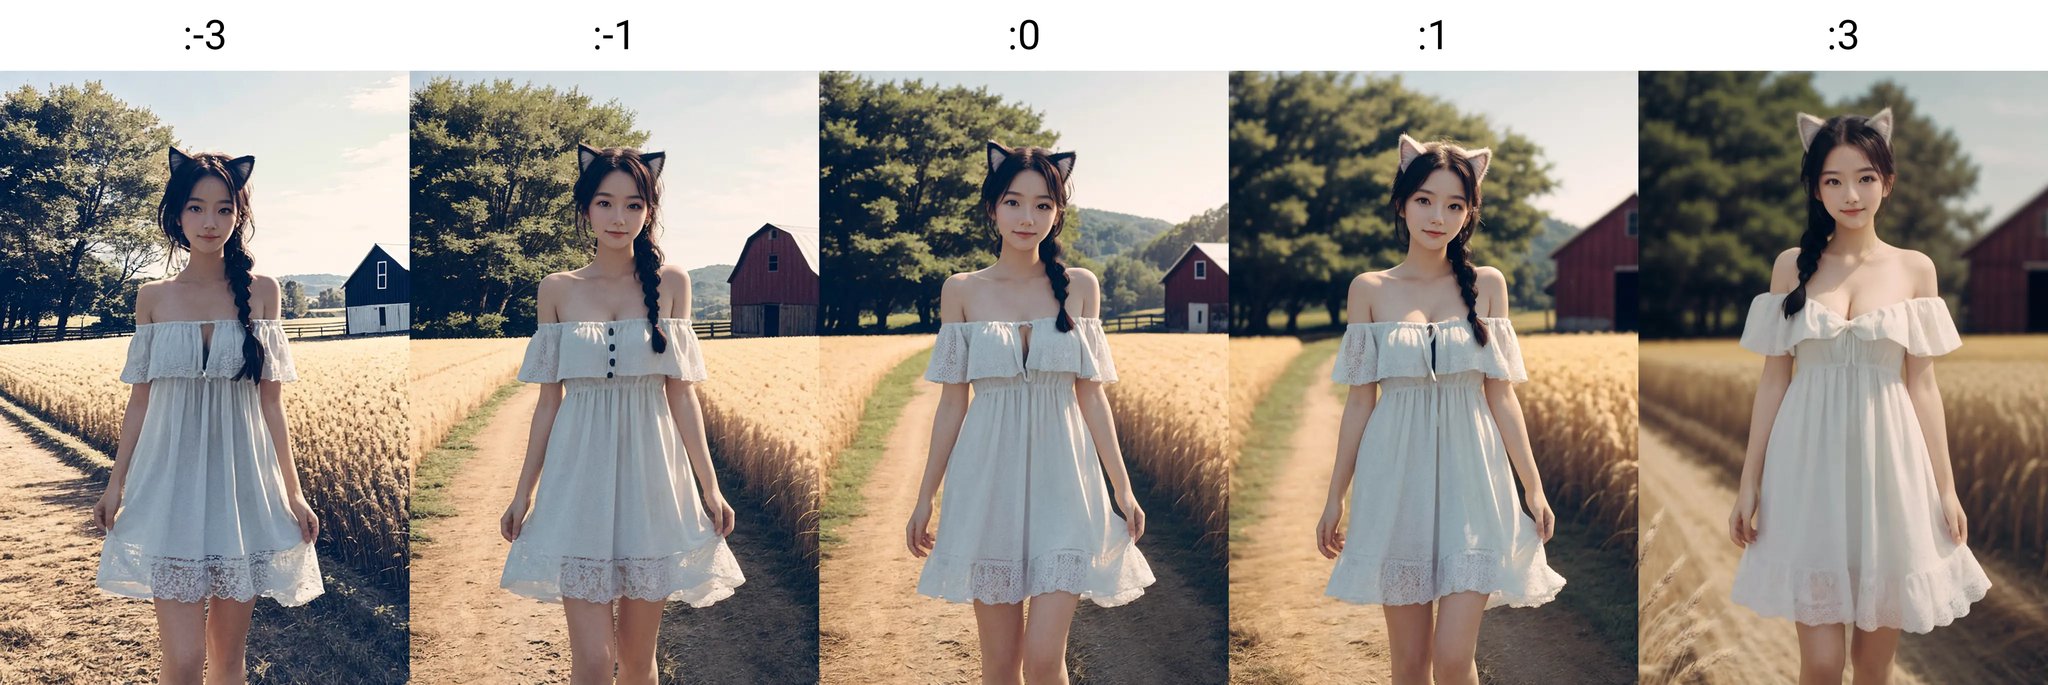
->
xmin=944 ymin=315 xmax=1103 ymax=327
xmin=1346 ymin=316 xmax=1513 ymax=328
xmin=139 ymin=318 xmax=285 ymax=327
xmin=1740 ymin=293 xmax=1960 ymax=358
xmin=544 ymin=317 xmax=695 ymax=326
xmin=1789 ymin=296 xmax=1944 ymax=323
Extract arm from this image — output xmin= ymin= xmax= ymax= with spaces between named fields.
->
xmin=1901 ymin=254 xmax=1966 ymax=544
xmin=908 ymin=274 xmax=973 ymax=557
xmin=1319 ymin=274 xmax=1379 ymax=558
xmin=1731 ymin=250 xmax=1801 ymax=548
xmin=658 ymin=267 xmax=735 ymax=536
xmin=250 ymin=278 xmax=318 ymax=543
xmin=94 ymin=285 xmax=155 ymax=532
xmin=1474 ymin=267 xmax=1552 ymax=542
xmin=503 ymin=275 xmax=566 ymax=541
xmin=1068 ymin=269 xmax=1146 ymax=542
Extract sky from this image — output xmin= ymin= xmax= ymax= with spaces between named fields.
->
xmin=857 ymin=71 xmax=1230 ymax=224
xmin=1812 ymin=71 xmax=2048 ymax=232
xmin=1371 ymin=72 xmax=1639 ymax=230
xmin=4 ymin=72 xmax=407 ymax=278
xmin=413 ymin=71 xmax=818 ymax=272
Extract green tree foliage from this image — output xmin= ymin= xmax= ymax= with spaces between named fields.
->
xmin=281 ymin=279 xmax=308 ymax=318
xmin=1230 ymin=72 xmax=1557 ymax=333
xmin=1137 ymin=204 xmax=1229 ymax=271
xmin=410 ymin=77 xmax=646 ymax=338
xmin=1639 ymin=72 xmax=1981 ymax=336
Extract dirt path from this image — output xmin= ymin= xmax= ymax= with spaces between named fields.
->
xmin=1641 ymin=420 xmax=2047 ymax=684
xmin=822 ymin=374 xmax=1228 ymax=684
xmin=1230 ymin=358 xmax=1630 ymax=684
xmin=410 ymin=384 xmax=816 ymax=683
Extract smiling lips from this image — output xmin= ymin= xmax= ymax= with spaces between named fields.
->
xmin=1422 ymin=229 xmax=1447 ymax=237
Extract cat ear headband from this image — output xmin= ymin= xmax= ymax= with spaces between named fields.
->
xmin=1797 ymin=107 xmax=1893 ymax=151
xmin=985 ymin=140 xmax=1076 ymax=179
xmin=1396 ymin=133 xmax=1490 ymax=186
xmin=577 ymin=142 xmax=666 ymax=178
xmin=168 ymin=146 xmax=255 ymax=188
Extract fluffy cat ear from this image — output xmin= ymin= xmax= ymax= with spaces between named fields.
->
xmin=1460 ymin=147 xmax=1492 ymax=186
xmin=1866 ymin=107 xmax=1895 ymax=146
xmin=640 ymin=151 xmax=665 ymax=178
xmin=1796 ymin=112 xmax=1827 ymax=151
xmin=1048 ymin=150 xmax=1076 ymax=178
xmin=576 ymin=142 xmax=601 ymax=173
xmin=985 ymin=140 xmax=1012 ymax=174
xmin=1396 ymin=133 xmax=1428 ymax=174
xmin=224 ymin=155 xmax=255 ymax=188
xmin=168 ymin=147 xmax=193 ymax=175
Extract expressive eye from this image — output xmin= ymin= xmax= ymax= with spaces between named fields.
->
xmin=1448 ymin=202 xmax=1464 ymax=211
xmin=1004 ymin=199 xmax=1019 ymax=206
xmin=629 ymin=202 xmax=644 ymax=210
xmin=1860 ymin=175 xmax=1877 ymax=184
xmin=1415 ymin=197 xmax=1430 ymax=206
xmin=1037 ymin=203 xmax=1053 ymax=211
xmin=1824 ymin=178 xmax=1840 ymax=186
xmin=218 ymin=207 xmax=233 ymax=215
xmin=597 ymin=200 xmax=611 ymax=208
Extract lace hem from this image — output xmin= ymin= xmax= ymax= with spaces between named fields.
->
xmin=96 ymin=537 xmax=324 ymax=607
xmin=917 ymin=546 xmax=1155 ymax=608
xmin=1326 ymin=549 xmax=1564 ymax=609
xmin=1729 ymin=548 xmax=1991 ymax=633
xmin=501 ymin=537 xmax=745 ymax=607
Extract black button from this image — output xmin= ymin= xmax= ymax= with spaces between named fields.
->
xmin=608 ymin=327 xmax=615 ymax=336
xmin=606 ymin=371 xmax=614 ymax=378
xmin=608 ymin=343 xmax=615 ymax=351
xmin=609 ymin=358 xmax=616 ymax=366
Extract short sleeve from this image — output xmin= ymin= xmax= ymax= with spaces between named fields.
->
xmin=657 ymin=319 xmax=709 ymax=381
xmin=1738 ymin=293 xmax=1802 ymax=356
xmin=924 ymin=324 xmax=971 ymax=384
xmin=119 ymin=326 xmax=157 ymax=384
xmin=517 ymin=326 xmax=563 ymax=383
xmin=1476 ymin=318 xmax=1529 ymax=384
xmin=1074 ymin=317 xmax=1119 ymax=384
xmin=1331 ymin=324 xmax=1380 ymax=385
xmin=252 ymin=321 xmax=299 ymax=382
xmin=1898 ymin=298 xmax=1962 ymax=357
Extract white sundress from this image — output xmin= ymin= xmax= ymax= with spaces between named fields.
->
xmin=1730 ymin=294 xmax=1991 ymax=633
xmin=501 ymin=317 xmax=744 ymax=606
xmin=918 ymin=315 xmax=1155 ymax=607
xmin=1325 ymin=316 xmax=1566 ymax=608
xmin=98 ymin=319 xmax=323 ymax=607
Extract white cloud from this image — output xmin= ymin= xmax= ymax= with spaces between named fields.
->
xmin=349 ymin=74 xmax=408 ymax=115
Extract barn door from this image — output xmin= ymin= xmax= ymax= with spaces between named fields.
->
xmin=1614 ymin=270 xmax=1639 ymax=332
xmin=1188 ymin=303 xmax=1208 ymax=333
xmin=2029 ymin=269 xmax=2048 ymax=332
xmin=765 ymin=304 xmax=782 ymax=337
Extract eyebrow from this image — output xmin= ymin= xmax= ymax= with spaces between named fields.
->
xmin=1412 ymin=188 xmax=1468 ymax=202
xmin=1820 ymin=167 xmax=1879 ymax=175
xmin=1002 ymin=190 xmax=1055 ymax=201
xmin=594 ymin=191 xmax=644 ymax=200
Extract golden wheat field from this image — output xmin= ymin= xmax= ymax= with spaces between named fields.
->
xmin=409 ymin=338 xmax=528 ymax=459
xmin=1641 ymin=335 xmax=2048 ymax=560
xmin=0 ymin=336 xmax=410 ymax=588
xmin=1519 ymin=333 xmax=1640 ymax=542
xmin=694 ymin=337 xmax=824 ymax=556
xmin=1103 ymin=333 xmax=1232 ymax=550
xmin=820 ymin=335 xmax=937 ymax=466
xmin=1227 ymin=336 xmax=1304 ymax=461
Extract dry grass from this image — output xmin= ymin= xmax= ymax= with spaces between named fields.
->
xmin=1637 ymin=511 xmax=1731 ymax=685
xmin=1641 ymin=335 xmax=2048 ymax=564
xmin=1520 ymin=333 xmax=1640 ymax=545
xmin=0 ymin=336 xmax=410 ymax=589
xmin=694 ymin=337 xmax=824 ymax=558
xmin=1102 ymin=333 xmax=1231 ymax=553
xmin=409 ymin=338 xmax=528 ymax=459
xmin=1227 ymin=336 xmax=1304 ymax=461
xmin=819 ymin=335 xmax=936 ymax=467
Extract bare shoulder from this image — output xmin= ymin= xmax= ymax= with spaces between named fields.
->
xmin=134 ymin=279 xmax=168 ymax=321
xmin=938 ymin=272 xmax=976 ymax=322
xmin=1347 ymin=271 xmax=1386 ymax=322
xmin=1474 ymin=265 xmax=1508 ymax=290
xmin=1064 ymin=266 xmax=1101 ymax=294
xmin=1474 ymin=265 xmax=1510 ymax=316
xmin=249 ymin=273 xmax=280 ymax=296
xmin=1897 ymin=248 xmax=1939 ymax=296
xmin=657 ymin=263 xmax=692 ymax=286
xmin=1769 ymin=248 xmax=1802 ymax=293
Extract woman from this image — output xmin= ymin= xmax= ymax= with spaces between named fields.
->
xmin=500 ymin=143 xmax=744 ymax=684
xmin=905 ymin=141 xmax=1155 ymax=685
xmin=1316 ymin=134 xmax=1565 ymax=685
xmin=94 ymin=147 xmax=323 ymax=683
xmin=1728 ymin=108 xmax=1990 ymax=684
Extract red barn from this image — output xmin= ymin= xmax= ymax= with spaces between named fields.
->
xmin=1161 ymin=242 xmax=1228 ymax=333
xmin=1547 ymin=194 xmax=1639 ymax=332
xmin=727 ymin=223 xmax=819 ymax=337
xmin=1960 ymin=185 xmax=2048 ymax=332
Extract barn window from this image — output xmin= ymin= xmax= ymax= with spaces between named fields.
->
xmin=768 ymin=254 xmax=780 ymax=272
xmin=376 ymin=261 xmax=388 ymax=289
xmin=1194 ymin=260 xmax=1208 ymax=279
xmin=1626 ymin=210 xmax=1639 ymax=238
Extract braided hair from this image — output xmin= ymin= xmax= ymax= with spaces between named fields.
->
xmin=157 ymin=149 xmax=266 ymax=380
xmin=979 ymin=142 xmax=1079 ymax=332
xmin=572 ymin=144 xmax=670 ymax=352
xmin=1783 ymin=113 xmax=1897 ymax=318
xmin=1389 ymin=141 xmax=1490 ymax=346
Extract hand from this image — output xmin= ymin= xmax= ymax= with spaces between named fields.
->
xmin=1940 ymin=491 xmax=1968 ymax=545
xmin=500 ymin=496 xmax=531 ymax=542
xmin=287 ymin=495 xmax=320 ymax=544
xmin=1316 ymin=499 xmax=1346 ymax=559
xmin=1728 ymin=486 xmax=1759 ymax=548
xmin=1524 ymin=491 xmax=1555 ymax=543
xmin=905 ymin=500 xmax=934 ymax=558
xmin=701 ymin=488 xmax=736 ymax=537
xmin=1115 ymin=489 xmax=1146 ymax=543
xmin=92 ymin=482 xmax=122 ymax=532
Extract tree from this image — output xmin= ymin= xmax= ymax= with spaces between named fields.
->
xmin=1099 ymin=255 xmax=1164 ymax=316
xmin=410 ymin=77 xmax=646 ymax=337
xmin=282 ymin=279 xmax=308 ymax=318
xmin=314 ymin=287 xmax=344 ymax=310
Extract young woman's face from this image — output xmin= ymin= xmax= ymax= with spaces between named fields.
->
xmin=992 ymin=168 xmax=1061 ymax=253
xmin=178 ymin=174 xmax=237 ymax=255
xmin=1400 ymin=168 xmax=1471 ymax=250
xmin=587 ymin=169 xmax=650 ymax=250
xmin=1815 ymin=144 xmax=1889 ymax=231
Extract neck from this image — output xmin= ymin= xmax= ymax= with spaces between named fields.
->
xmin=1826 ymin=220 xmax=1882 ymax=257
xmin=181 ymin=248 xmax=228 ymax=282
xmin=993 ymin=242 xmax=1045 ymax=276
xmin=592 ymin=240 xmax=639 ymax=278
xmin=1399 ymin=239 xmax=1453 ymax=278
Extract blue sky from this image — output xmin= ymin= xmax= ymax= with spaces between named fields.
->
xmin=1812 ymin=71 xmax=2048 ymax=231
xmin=3 ymin=72 xmax=407 ymax=278
xmin=857 ymin=71 xmax=1230 ymax=224
xmin=413 ymin=72 xmax=818 ymax=272
xmin=1369 ymin=72 xmax=1639 ymax=230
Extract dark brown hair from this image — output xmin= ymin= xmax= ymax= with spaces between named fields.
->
xmin=978 ymin=143 xmax=1078 ymax=332
xmin=572 ymin=145 xmax=669 ymax=352
xmin=1783 ymin=114 xmax=1898 ymax=318
xmin=156 ymin=149 xmax=266 ymax=380
xmin=1389 ymin=141 xmax=1490 ymax=346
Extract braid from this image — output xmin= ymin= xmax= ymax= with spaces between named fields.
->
xmin=224 ymin=231 xmax=266 ymax=381
xmin=1448 ymin=230 xmax=1489 ymax=347
xmin=1783 ymin=209 xmax=1835 ymax=318
xmin=1040 ymin=236 xmax=1074 ymax=333
xmin=634 ymin=228 xmax=669 ymax=353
